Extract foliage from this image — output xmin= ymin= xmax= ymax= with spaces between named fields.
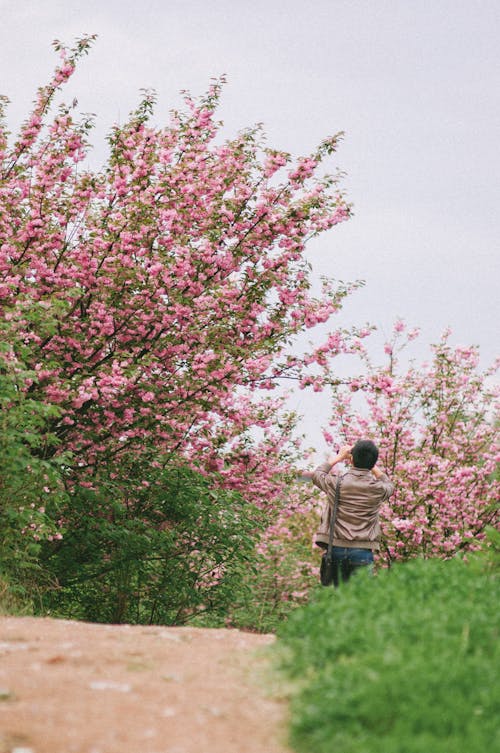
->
xmin=323 ymin=322 xmax=499 ymax=562
xmin=40 ymin=463 xmax=264 ymax=625
xmin=226 ymin=482 xmax=321 ymax=631
xmin=227 ymin=536 xmax=317 ymax=632
xmin=0 ymin=346 xmax=68 ymax=604
xmin=0 ymin=576 xmax=33 ymax=616
xmin=276 ymin=545 xmax=500 ymax=753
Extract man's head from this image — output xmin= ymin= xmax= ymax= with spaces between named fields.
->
xmin=351 ymin=439 xmax=379 ymax=469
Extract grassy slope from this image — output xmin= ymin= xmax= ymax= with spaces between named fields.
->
xmin=276 ymin=553 xmax=499 ymax=753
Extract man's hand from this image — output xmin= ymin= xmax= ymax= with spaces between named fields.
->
xmin=338 ymin=445 xmax=353 ymax=461
xmin=301 ymin=444 xmax=352 ymax=480
xmin=327 ymin=444 xmax=352 ymax=467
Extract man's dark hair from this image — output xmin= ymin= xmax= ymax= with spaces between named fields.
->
xmin=351 ymin=439 xmax=379 ymax=470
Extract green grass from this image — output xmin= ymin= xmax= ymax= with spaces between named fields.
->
xmin=276 ymin=553 xmax=499 ymax=753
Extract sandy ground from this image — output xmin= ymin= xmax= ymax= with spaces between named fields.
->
xmin=0 ymin=616 xmax=292 ymax=753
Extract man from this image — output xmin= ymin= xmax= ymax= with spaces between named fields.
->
xmin=305 ymin=440 xmax=394 ymax=586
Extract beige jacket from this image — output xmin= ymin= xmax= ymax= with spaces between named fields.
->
xmin=313 ymin=463 xmax=394 ymax=550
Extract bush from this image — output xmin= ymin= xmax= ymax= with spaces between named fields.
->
xmin=0 ymin=576 xmax=34 ymax=616
xmin=0 ymin=347 xmax=68 ymax=606
xmin=225 ymin=501 xmax=320 ymax=633
xmin=39 ymin=464 xmax=264 ymax=625
xmin=276 ymin=547 xmax=499 ymax=753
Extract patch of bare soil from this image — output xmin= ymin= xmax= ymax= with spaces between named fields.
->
xmin=0 ymin=616 xmax=291 ymax=753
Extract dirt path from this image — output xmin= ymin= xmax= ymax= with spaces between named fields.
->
xmin=0 ymin=616 xmax=291 ymax=753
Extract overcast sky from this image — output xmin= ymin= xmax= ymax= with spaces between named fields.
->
xmin=2 ymin=0 xmax=499 ymax=452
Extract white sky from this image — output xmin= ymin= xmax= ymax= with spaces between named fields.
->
xmin=2 ymin=0 xmax=499 ymax=452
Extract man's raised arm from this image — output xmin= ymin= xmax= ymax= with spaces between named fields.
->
xmin=302 ymin=445 xmax=352 ymax=492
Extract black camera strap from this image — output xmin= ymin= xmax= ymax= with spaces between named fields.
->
xmin=326 ymin=474 xmax=342 ymax=557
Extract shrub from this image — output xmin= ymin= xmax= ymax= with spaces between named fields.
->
xmin=40 ymin=464 xmax=264 ymax=625
xmin=226 ymin=488 xmax=320 ymax=633
xmin=0 ymin=347 xmax=68 ymax=606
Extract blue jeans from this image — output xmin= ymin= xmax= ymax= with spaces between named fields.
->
xmin=323 ymin=547 xmax=374 ymax=587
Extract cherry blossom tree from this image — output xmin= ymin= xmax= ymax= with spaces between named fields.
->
xmin=323 ymin=322 xmax=499 ymax=563
xmin=0 ymin=36 xmax=364 ymax=618
xmin=0 ymin=36 xmax=359 ymax=504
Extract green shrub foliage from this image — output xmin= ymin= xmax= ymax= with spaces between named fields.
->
xmin=40 ymin=463 xmax=264 ymax=625
xmin=0 ymin=348 xmax=69 ymax=607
